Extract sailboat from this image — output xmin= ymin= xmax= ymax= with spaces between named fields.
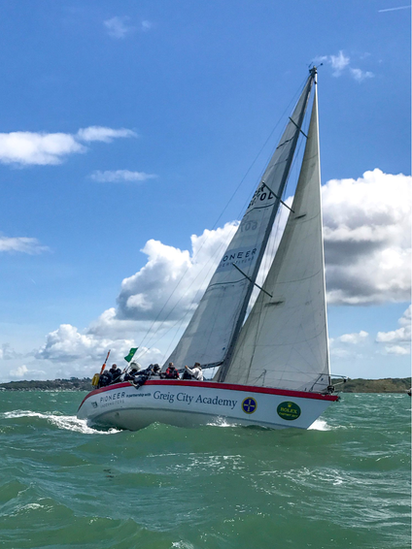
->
xmin=77 ymin=68 xmax=339 ymax=430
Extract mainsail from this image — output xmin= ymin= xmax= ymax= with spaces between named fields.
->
xmin=164 ymin=72 xmax=316 ymax=371
xmin=223 ymin=83 xmax=331 ymax=392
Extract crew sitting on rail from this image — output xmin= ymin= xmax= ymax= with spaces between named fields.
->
xmin=98 ymin=369 xmax=112 ymax=387
xmin=163 ymin=362 xmax=179 ymax=379
xmin=129 ymin=363 xmax=162 ymax=387
xmin=123 ymin=363 xmax=141 ymax=382
xmin=184 ymin=362 xmax=203 ymax=381
xmin=109 ymin=363 xmax=122 ymax=383
xmin=150 ymin=364 xmax=162 ymax=377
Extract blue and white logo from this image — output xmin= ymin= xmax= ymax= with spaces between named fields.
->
xmin=242 ymin=397 xmax=257 ymax=414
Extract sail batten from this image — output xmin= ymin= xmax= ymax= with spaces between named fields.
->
xmin=164 ymin=73 xmax=316 ymax=372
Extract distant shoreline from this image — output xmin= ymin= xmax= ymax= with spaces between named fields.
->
xmin=331 ymin=377 xmax=411 ymax=394
xmin=0 ymin=377 xmax=410 ymax=393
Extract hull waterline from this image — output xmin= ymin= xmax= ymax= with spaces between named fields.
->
xmin=77 ymin=380 xmax=338 ymax=431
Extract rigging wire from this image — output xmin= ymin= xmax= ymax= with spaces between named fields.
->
xmin=134 ymin=74 xmax=312 ymax=363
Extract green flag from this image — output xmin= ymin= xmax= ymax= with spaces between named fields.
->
xmin=124 ymin=347 xmax=138 ymax=363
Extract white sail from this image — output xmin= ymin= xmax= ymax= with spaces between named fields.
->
xmin=223 ymin=86 xmax=331 ymax=393
xmin=164 ymin=75 xmax=315 ymax=370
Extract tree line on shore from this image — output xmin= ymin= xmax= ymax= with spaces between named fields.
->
xmin=0 ymin=376 xmax=410 ymax=393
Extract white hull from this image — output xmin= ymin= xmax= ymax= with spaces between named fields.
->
xmin=77 ymin=380 xmax=338 ymax=431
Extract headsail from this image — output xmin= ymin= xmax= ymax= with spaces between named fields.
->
xmin=223 ymin=82 xmax=331 ymax=393
xmin=164 ymin=72 xmax=316 ymax=371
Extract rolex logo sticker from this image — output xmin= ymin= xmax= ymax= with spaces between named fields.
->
xmin=277 ymin=401 xmax=301 ymax=420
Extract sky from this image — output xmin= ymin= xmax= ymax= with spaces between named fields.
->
xmin=0 ymin=0 xmax=410 ymax=383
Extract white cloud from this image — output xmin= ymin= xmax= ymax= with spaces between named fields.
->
xmin=104 ymin=16 xmax=134 ymax=39
xmin=350 ymin=68 xmax=374 ymax=82
xmin=329 ymin=51 xmax=350 ymax=75
xmin=376 ymin=305 xmax=411 ymax=355
xmin=1 ymin=344 xmax=20 ymax=360
xmin=103 ymin=16 xmax=153 ymax=38
xmin=323 ymin=170 xmax=411 ymax=305
xmin=36 ymin=324 xmax=117 ymax=362
xmin=0 ymin=126 xmax=136 ymax=166
xmin=384 ymin=345 xmax=409 ymax=355
xmin=0 ymin=131 xmax=84 ymax=165
xmin=116 ymin=222 xmax=239 ymax=322
xmin=35 ymin=320 xmax=164 ymax=370
xmin=5 ymin=363 xmax=47 ymax=382
xmin=329 ymin=331 xmax=369 ymax=362
xmin=76 ymin=126 xmax=137 ymax=143
xmin=10 ymin=365 xmax=28 ymax=378
xmin=336 ymin=331 xmax=369 ymax=344
xmin=329 ymin=329 xmax=376 ymax=371
xmin=90 ymin=169 xmax=157 ymax=183
xmin=315 ymin=51 xmax=374 ymax=81
xmin=86 ymin=307 xmax=152 ymax=339
xmin=378 ymin=6 xmax=411 ymax=13
xmin=0 ymin=236 xmax=49 ymax=254
xmin=329 ymin=347 xmax=351 ymax=359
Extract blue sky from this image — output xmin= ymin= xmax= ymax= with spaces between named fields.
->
xmin=0 ymin=0 xmax=410 ymax=382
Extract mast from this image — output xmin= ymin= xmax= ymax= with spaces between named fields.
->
xmin=216 ymin=69 xmax=316 ymax=382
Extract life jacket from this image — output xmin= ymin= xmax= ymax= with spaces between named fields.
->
xmin=109 ymin=368 xmax=122 ymax=383
xmin=99 ymin=371 xmax=112 ymax=387
xmin=165 ymin=367 xmax=179 ymax=379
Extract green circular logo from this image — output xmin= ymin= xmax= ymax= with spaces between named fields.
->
xmin=277 ymin=401 xmax=301 ymax=421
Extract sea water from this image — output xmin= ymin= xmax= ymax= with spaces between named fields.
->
xmin=0 ymin=391 xmax=410 ymax=549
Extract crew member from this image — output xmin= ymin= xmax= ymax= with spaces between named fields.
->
xmin=109 ymin=364 xmax=122 ymax=383
xmin=164 ymin=362 xmax=179 ymax=379
xmin=98 ymin=369 xmax=112 ymax=387
xmin=184 ymin=362 xmax=203 ymax=381
xmin=151 ymin=364 xmax=162 ymax=377
xmin=124 ymin=363 xmax=141 ymax=382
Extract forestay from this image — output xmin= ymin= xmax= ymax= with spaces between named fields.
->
xmin=164 ymin=75 xmax=315 ymax=371
xmin=223 ymin=86 xmax=331 ymax=393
